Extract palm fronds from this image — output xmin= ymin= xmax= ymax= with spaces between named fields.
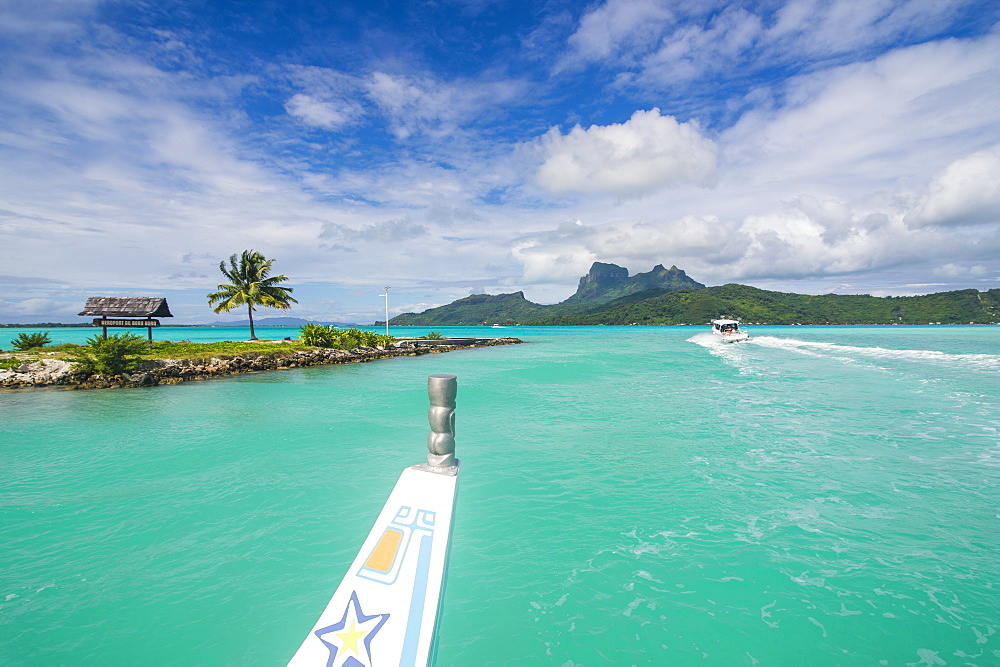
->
xmin=206 ymin=250 xmax=297 ymax=340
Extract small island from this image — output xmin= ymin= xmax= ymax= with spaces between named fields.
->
xmin=0 ymin=335 xmax=522 ymax=391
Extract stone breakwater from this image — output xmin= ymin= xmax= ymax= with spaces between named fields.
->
xmin=0 ymin=338 xmax=522 ymax=390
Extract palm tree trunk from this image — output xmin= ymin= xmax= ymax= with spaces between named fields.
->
xmin=248 ymin=304 xmax=257 ymax=340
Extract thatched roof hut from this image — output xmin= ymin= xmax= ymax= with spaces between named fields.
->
xmin=78 ymin=297 xmax=173 ymax=318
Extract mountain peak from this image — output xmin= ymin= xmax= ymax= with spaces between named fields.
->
xmin=389 ymin=290 xmax=542 ymax=326
xmin=564 ymin=262 xmax=703 ymax=306
xmin=581 ymin=262 xmax=629 ymax=285
xmin=388 ymin=261 xmax=705 ymax=325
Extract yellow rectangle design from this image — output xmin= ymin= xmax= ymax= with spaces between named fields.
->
xmin=364 ymin=528 xmax=404 ymax=573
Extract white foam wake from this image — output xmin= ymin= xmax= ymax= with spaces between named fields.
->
xmin=748 ymin=336 xmax=1000 ymax=371
xmin=687 ymin=331 xmax=766 ymax=374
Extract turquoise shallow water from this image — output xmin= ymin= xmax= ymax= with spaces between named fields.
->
xmin=2 ymin=326 xmax=998 ymax=665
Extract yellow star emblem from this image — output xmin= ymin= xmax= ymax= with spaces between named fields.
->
xmin=314 ymin=592 xmax=389 ymax=666
xmin=336 ymin=620 xmax=367 ymax=657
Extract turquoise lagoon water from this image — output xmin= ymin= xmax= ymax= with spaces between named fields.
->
xmin=1 ymin=326 xmax=998 ymax=665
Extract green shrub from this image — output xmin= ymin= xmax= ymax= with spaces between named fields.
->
xmin=299 ymin=323 xmax=338 ymax=347
xmin=340 ymin=328 xmax=394 ymax=349
xmin=66 ymin=333 xmax=149 ymax=375
xmin=298 ymin=324 xmax=394 ymax=350
xmin=0 ymin=357 xmax=21 ymax=370
xmin=425 ymin=331 xmax=444 ymax=339
xmin=11 ymin=331 xmax=51 ymax=350
xmin=338 ymin=332 xmax=361 ymax=349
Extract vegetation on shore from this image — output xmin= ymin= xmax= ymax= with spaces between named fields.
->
xmin=299 ymin=323 xmax=395 ymax=349
xmin=63 ymin=333 xmax=148 ymax=374
xmin=11 ymin=332 xmax=51 ymax=350
xmin=1 ymin=337 xmax=311 ymax=365
xmin=2 ymin=322 xmax=414 ymax=370
xmin=142 ymin=339 xmax=312 ymax=359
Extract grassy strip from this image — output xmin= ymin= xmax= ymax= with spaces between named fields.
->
xmin=0 ymin=343 xmax=80 ymax=361
xmin=1 ymin=340 xmax=317 ymax=364
xmin=142 ymin=340 xmax=313 ymax=360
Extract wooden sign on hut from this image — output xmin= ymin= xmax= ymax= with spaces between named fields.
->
xmin=79 ymin=297 xmax=173 ymax=341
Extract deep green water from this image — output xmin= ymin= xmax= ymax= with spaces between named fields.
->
xmin=2 ymin=326 xmax=998 ymax=665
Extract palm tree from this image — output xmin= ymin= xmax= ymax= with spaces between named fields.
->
xmin=207 ymin=250 xmax=298 ymax=340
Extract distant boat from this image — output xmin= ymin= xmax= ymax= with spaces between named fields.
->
xmin=712 ymin=319 xmax=749 ymax=343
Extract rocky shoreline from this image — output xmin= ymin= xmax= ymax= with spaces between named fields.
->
xmin=0 ymin=337 xmax=522 ymax=390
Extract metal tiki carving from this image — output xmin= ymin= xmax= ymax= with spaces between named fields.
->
xmin=425 ymin=374 xmax=457 ymax=470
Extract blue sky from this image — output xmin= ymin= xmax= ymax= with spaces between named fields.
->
xmin=1 ymin=0 xmax=998 ymax=325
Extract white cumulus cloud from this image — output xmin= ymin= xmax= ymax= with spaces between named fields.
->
xmin=507 ymin=193 xmax=965 ymax=291
xmin=534 ymin=108 xmax=717 ymax=197
xmin=906 ymin=145 xmax=1000 ymax=227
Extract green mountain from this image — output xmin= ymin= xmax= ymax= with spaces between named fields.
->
xmin=563 ymin=263 xmax=704 ymax=306
xmin=529 ymin=284 xmax=1000 ymax=326
xmin=389 ymin=292 xmax=546 ymax=326
xmin=389 ymin=262 xmax=999 ymax=327
xmin=389 ymin=262 xmax=703 ymax=325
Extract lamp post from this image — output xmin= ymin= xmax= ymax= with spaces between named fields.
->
xmin=379 ymin=286 xmax=390 ymax=337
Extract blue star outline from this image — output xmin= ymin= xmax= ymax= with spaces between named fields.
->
xmin=314 ymin=591 xmax=390 ymax=667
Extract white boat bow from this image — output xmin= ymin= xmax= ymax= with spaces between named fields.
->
xmin=289 ymin=374 xmax=460 ymax=667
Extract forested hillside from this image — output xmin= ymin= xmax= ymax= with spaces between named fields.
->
xmin=527 ymin=285 xmax=1000 ymax=325
xmin=389 ymin=260 xmax=999 ymax=327
xmin=389 ymin=292 xmax=546 ymax=326
xmin=390 ymin=262 xmax=702 ymax=325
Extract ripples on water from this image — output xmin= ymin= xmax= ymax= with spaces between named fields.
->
xmin=2 ymin=326 xmax=998 ymax=664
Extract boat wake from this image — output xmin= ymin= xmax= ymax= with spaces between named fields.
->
xmin=687 ymin=332 xmax=766 ymax=374
xmin=688 ymin=332 xmax=731 ymax=351
xmin=749 ymin=336 xmax=1000 ymax=372
xmin=688 ymin=331 xmax=1000 ymax=378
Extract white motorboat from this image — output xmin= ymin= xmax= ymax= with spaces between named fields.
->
xmin=712 ymin=319 xmax=749 ymax=343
